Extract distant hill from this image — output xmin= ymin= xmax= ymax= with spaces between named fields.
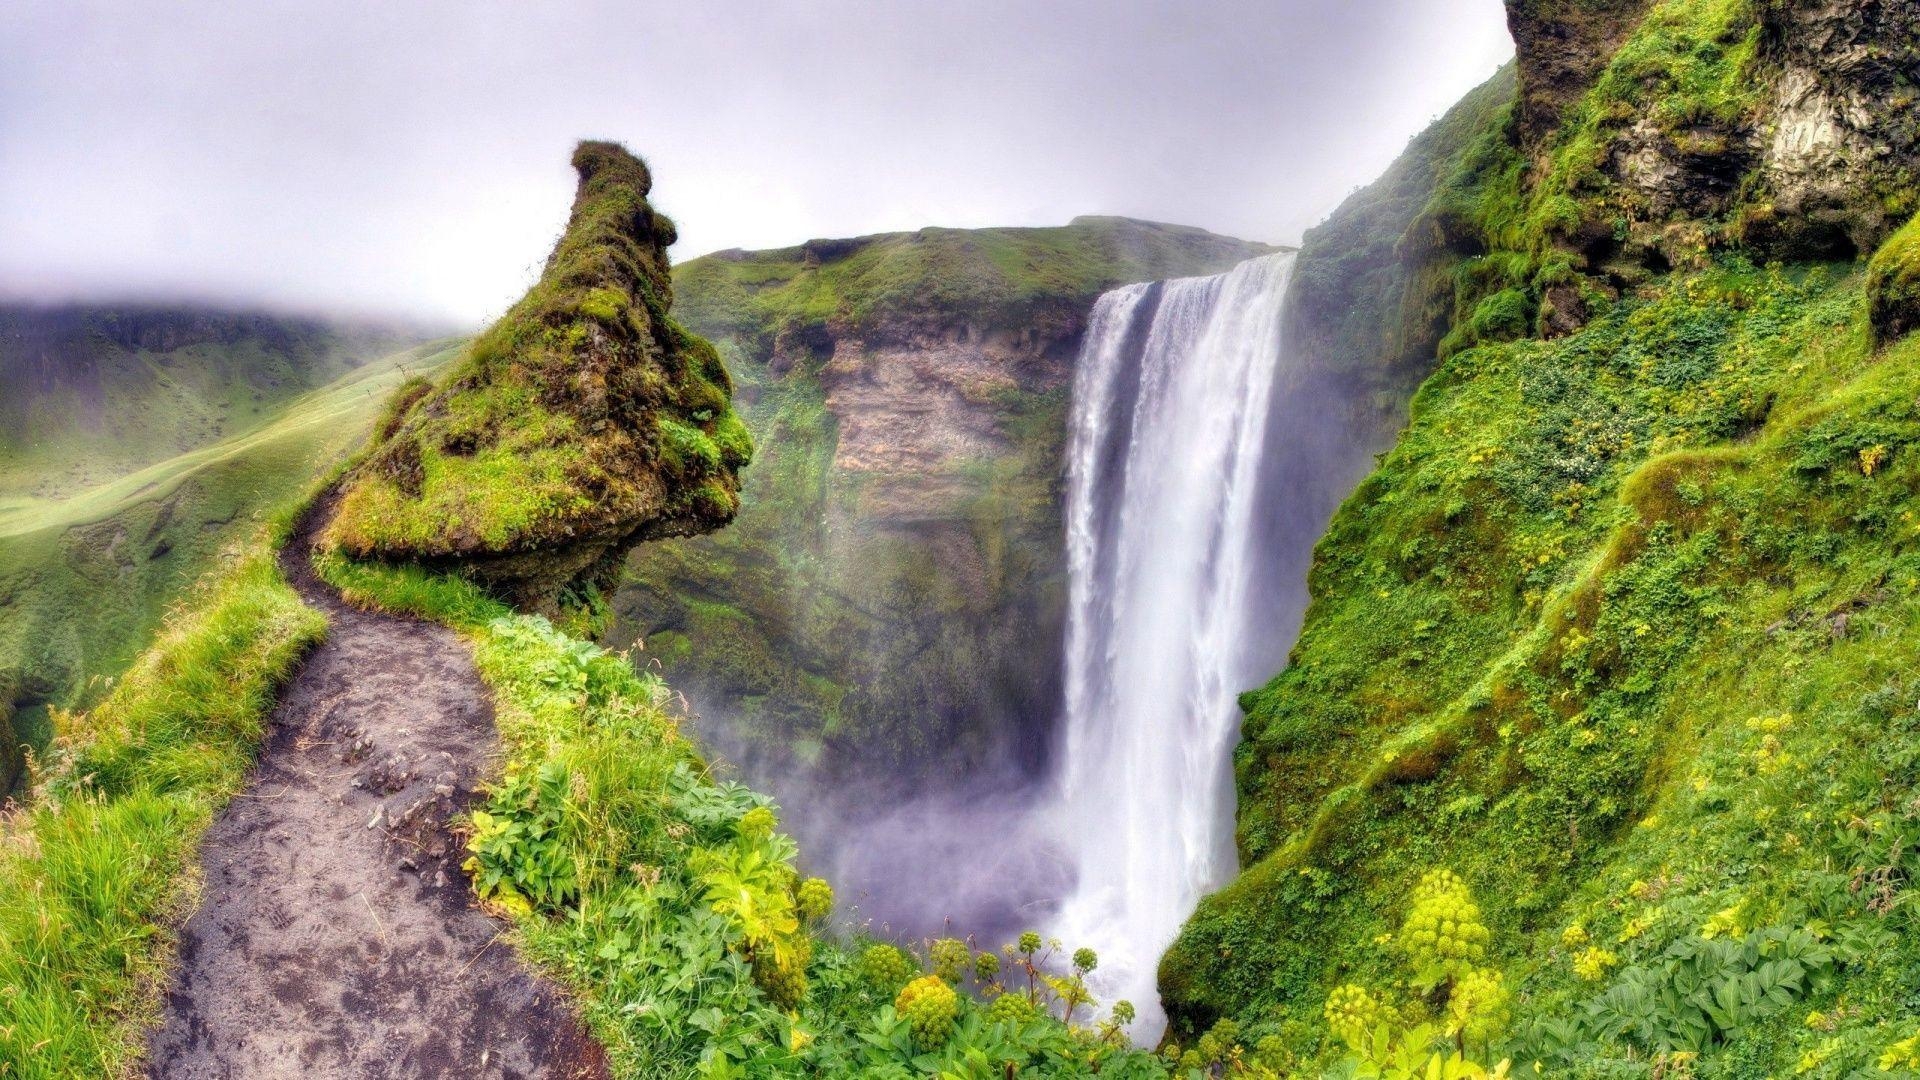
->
xmin=0 ymin=303 xmax=434 ymax=498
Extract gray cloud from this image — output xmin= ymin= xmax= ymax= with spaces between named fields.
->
xmin=0 ymin=0 xmax=1513 ymax=324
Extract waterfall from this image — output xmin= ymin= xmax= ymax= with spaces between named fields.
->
xmin=1050 ymin=250 xmax=1298 ymax=1042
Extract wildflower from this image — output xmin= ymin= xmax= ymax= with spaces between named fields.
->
xmin=1324 ymin=983 xmax=1384 ymax=1048
xmin=1572 ymin=947 xmax=1619 ymax=981
xmin=895 ymin=976 xmax=959 ymax=1050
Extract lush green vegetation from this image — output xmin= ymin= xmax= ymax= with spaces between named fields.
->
xmin=0 ymin=339 xmax=460 ymax=792
xmin=320 ymin=552 xmax=1216 ymax=1078
xmin=326 ymin=142 xmax=748 ymax=608
xmin=1172 ymin=250 xmax=1920 ymax=1074
xmin=0 ymin=524 xmax=325 ymax=1078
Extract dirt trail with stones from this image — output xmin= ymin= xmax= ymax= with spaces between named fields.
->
xmin=147 ymin=509 xmax=609 ymax=1079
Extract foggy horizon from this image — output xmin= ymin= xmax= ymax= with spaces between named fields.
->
xmin=2 ymin=1 xmax=1514 ymax=326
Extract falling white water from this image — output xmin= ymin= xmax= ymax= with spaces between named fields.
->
xmin=1050 ymin=251 xmax=1298 ymax=1043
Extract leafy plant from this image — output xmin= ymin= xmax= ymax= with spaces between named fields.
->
xmin=463 ymin=759 xmax=579 ymax=913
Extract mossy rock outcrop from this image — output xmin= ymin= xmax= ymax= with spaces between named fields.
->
xmin=1869 ymin=211 xmax=1920 ymax=346
xmin=325 ymin=141 xmax=750 ymax=611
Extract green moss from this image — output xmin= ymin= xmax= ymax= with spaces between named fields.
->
xmin=1868 ymin=211 xmax=1920 ymax=345
xmin=1526 ymin=0 xmax=1763 ymax=247
xmin=325 ymin=142 xmax=749 ymax=609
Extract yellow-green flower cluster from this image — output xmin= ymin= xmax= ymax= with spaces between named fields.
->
xmin=1881 ymin=1032 xmax=1920 ymax=1072
xmin=860 ymin=943 xmax=917 ymax=994
xmin=973 ymin=951 xmax=1000 ymax=982
xmin=1324 ymin=983 xmax=1385 ymax=1047
xmin=738 ymin=805 xmax=777 ymax=842
xmin=895 ymin=975 xmax=959 ymax=1050
xmin=751 ymin=936 xmax=810 ymax=1011
xmin=930 ymin=937 xmax=971 ymax=981
xmin=986 ymin=989 xmax=1039 ymax=1026
xmin=795 ymin=877 xmax=833 ymax=922
xmin=1400 ymin=869 xmax=1491 ymax=978
xmin=1447 ymin=968 xmax=1510 ymax=1044
xmin=1572 ymin=946 xmax=1620 ymax=982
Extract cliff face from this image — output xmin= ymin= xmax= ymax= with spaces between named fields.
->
xmin=1752 ymin=0 xmax=1920 ymax=254
xmin=326 ymin=142 xmax=748 ymax=612
xmin=1506 ymin=0 xmax=1659 ymax=145
xmin=1165 ymin=1 xmax=1920 ymax=1071
xmin=1501 ymin=0 xmax=1918 ymax=282
xmin=613 ymin=218 xmax=1272 ymax=786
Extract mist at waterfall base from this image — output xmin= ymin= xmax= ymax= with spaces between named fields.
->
xmin=678 ymin=248 xmax=1377 ymax=1042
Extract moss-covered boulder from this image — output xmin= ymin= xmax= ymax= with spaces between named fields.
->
xmin=325 ymin=141 xmax=750 ymax=611
xmin=1869 ymin=212 xmax=1920 ymax=346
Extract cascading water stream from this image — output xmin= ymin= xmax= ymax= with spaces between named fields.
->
xmin=1050 ymin=250 xmax=1298 ymax=1042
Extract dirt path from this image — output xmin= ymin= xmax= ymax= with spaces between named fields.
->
xmin=147 ymin=511 xmax=609 ymax=1079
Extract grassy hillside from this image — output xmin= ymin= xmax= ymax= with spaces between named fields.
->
xmin=0 ymin=523 xmax=325 ymax=1077
xmin=0 ymin=339 xmax=461 ymax=791
xmin=0 ymin=304 xmax=422 ymax=498
xmin=1163 ymin=1 xmax=1920 ymax=1075
xmin=618 ymin=217 xmax=1275 ymax=783
xmin=676 ymin=215 xmax=1277 ymax=343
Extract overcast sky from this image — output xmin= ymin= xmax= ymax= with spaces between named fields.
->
xmin=0 ymin=1 xmax=1513 ymax=325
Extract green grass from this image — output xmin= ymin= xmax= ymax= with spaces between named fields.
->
xmin=0 ymin=530 xmax=326 ymax=1079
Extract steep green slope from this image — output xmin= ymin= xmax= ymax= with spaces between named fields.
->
xmin=0 ymin=528 xmax=325 ymax=1076
xmin=615 ymin=217 xmax=1274 ymax=781
xmin=0 ymin=304 xmax=421 ymax=498
xmin=1166 ymin=0 xmax=1920 ymax=1075
xmin=0 ymin=339 xmax=461 ymax=792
